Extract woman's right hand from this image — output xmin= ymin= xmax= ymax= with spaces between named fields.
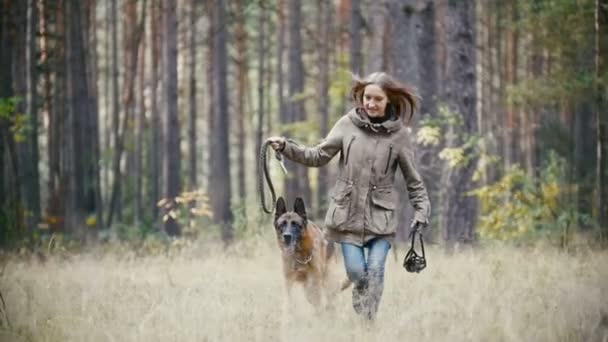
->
xmin=267 ymin=136 xmax=286 ymax=152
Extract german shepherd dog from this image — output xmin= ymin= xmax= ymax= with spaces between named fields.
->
xmin=274 ymin=197 xmax=336 ymax=307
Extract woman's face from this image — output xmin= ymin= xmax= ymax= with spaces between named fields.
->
xmin=363 ymin=84 xmax=389 ymax=118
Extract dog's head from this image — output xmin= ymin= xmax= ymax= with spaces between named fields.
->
xmin=274 ymin=197 xmax=307 ymax=254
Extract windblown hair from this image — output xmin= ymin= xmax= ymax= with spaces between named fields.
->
xmin=351 ymin=72 xmax=420 ymax=124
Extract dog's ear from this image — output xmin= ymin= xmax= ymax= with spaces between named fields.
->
xmin=293 ymin=197 xmax=307 ymax=222
xmin=275 ymin=197 xmax=287 ymax=219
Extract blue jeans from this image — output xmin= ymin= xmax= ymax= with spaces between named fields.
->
xmin=341 ymin=238 xmax=391 ymax=320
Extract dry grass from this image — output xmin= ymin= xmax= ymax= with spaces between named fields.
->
xmin=1 ymin=236 xmax=607 ymax=342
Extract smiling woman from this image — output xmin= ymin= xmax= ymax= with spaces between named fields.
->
xmin=266 ymin=71 xmax=430 ymax=321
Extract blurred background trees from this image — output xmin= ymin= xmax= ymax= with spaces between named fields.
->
xmin=0 ymin=0 xmax=606 ymax=249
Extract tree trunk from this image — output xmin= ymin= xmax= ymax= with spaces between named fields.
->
xmin=209 ymin=0 xmax=233 ymax=243
xmin=255 ymin=1 xmax=267 ymax=188
xmin=442 ymin=0 xmax=478 ymax=245
xmin=350 ymin=0 xmax=362 ymax=74
xmin=503 ymin=0 xmax=519 ymax=169
xmin=135 ymin=8 xmax=147 ymax=224
xmin=596 ymin=0 xmax=608 ymax=240
xmin=350 ymin=0 xmax=363 ymax=75
xmin=163 ymin=0 xmax=180 ymax=236
xmin=0 ymin=0 xmax=26 ymax=240
xmin=317 ymin=0 xmax=332 ymax=216
xmin=286 ymin=0 xmax=311 ymax=205
xmin=25 ymin=0 xmax=40 ymax=236
xmin=84 ymin=0 xmax=104 ymax=230
xmin=277 ymin=0 xmax=286 ymax=139
xmin=150 ymin=0 xmax=161 ymax=220
xmin=366 ymin=0 xmax=388 ymax=74
xmin=188 ymin=0 xmax=198 ymax=192
xmin=107 ymin=0 xmax=121 ymax=226
xmin=66 ymin=0 xmax=92 ymax=238
xmin=235 ymin=0 xmax=248 ymax=204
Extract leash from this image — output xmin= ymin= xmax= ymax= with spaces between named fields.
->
xmin=258 ymin=139 xmax=288 ymax=214
xmin=403 ymin=223 xmax=427 ymax=273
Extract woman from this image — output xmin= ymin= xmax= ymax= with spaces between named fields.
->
xmin=268 ymin=72 xmax=431 ymax=320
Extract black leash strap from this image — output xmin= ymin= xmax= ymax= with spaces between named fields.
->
xmin=403 ymin=224 xmax=427 ymax=273
xmin=258 ymin=139 xmax=287 ymax=214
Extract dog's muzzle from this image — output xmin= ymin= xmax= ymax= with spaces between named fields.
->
xmin=282 ymin=233 xmax=293 ymax=246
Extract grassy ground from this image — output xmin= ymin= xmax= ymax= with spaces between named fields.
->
xmin=1 ymin=235 xmax=607 ymax=342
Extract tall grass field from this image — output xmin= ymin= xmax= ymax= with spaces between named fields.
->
xmin=1 ymin=236 xmax=607 ymax=341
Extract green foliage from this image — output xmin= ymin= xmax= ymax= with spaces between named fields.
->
xmin=471 ymin=151 xmax=591 ymax=243
xmin=417 ymin=104 xmax=483 ymax=169
xmin=507 ymin=0 xmax=597 ymax=107
xmin=0 ymin=97 xmax=28 ymax=142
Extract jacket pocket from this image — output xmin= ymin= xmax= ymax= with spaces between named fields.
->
xmin=370 ymin=189 xmax=397 ymax=234
xmin=325 ymin=183 xmax=353 ymax=229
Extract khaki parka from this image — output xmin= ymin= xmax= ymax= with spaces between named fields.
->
xmin=281 ymin=108 xmax=431 ymax=246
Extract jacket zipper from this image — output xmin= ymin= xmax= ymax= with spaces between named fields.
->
xmin=344 ymin=135 xmax=356 ymax=165
xmin=384 ymin=144 xmax=393 ymax=174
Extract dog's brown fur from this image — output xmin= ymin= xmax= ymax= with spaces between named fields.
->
xmin=274 ymin=197 xmax=336 ymax=306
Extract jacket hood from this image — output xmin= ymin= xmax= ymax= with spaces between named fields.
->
xmin=348 ymin=107 xmax=403 ymax=134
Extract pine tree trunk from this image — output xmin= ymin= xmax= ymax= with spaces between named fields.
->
xmin=84 ymin=0 xmax=104 ymax=230
xmin=210 ymin=0 xmax=233 ymax=243
xmin=596 ymin=0 xmax=608 ymax=240
xmin=163 ymin=0 xmax=181 ymax=236
xmin=286 ymin=0 xmax=311 ymax=205
xmin=235 ymin=0 xmax=248 ymax=204
xmin=107 ymin=0 xmax=121 ymax=226
xmin=25 ymin=0 xmax=41 ymax=235
xmin=150 ymin=0 xmax=161 ymax=220
xmin=366 ymin=0 xmax=388 ymax=73
xmin=350 ymin=0 xmax=362 ymax=74
xmin=442 ymin=0 xmax=478 ymax=245
xmin=135 ymin=11 xmax=147 ymax=224
xmin=277 ymin=0 xmax=285 ymax=140
xmin=317 ymin=0 xmax=332 ymax=216
xmin=255 ymin=2 xmax=267 ymax=186
xmin=188 ymin=0 xmax=198 ymax=192
xmin=66 ymin=0 xmax=92 ymax=238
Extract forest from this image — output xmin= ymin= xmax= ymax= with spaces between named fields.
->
xmin=0 ymin=0 xmax=607 ymax=248
xmin=0 ymin=0 xmax=607 ymax=341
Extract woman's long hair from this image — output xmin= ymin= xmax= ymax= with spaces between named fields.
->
xmin=351 ymin=72 xmax=420 ymax=125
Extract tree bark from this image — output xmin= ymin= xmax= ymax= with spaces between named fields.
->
xmin=286 ymin=0 xmax=311 ymax=205
xmin=317 ymin=0 xmax=332 ymax=216
xmin=235 ymin=0 xmax=248 ymax=204
xmin=135 ymin=7 xmax=147 ymax=224
xmin=188 ymin=0 xmax=198 ymax=192
xmin=25 ymin=0 xmax=41 ymax=235
xmin=277 ymin=0 xmax=286 ymax=139
xmin=163 ymin=0 xmax=180 ymax=236
xmin=350 ymin=0 xmax=363 ymax=74
xmin=596 ymin=0 xmax=608 ymax=240
xmin=366 ymin=0 xmax=388 ymax=74
xmin=66 ymin=0 xmax=92 ymax=238
xmin=84 ymin=0 xmax=104 ymax=230
xmin=107 ymin=0 xmax=121 ymax=226
xmin=442 ymin=0 xmax=478 ymax=245
xmin=150 ymin=0 xmax=161 ymax=220
xmin=255 ymin=1 xmax=267 ymax=187
xmin=209 ymin=0 xmax=233 ymax=243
